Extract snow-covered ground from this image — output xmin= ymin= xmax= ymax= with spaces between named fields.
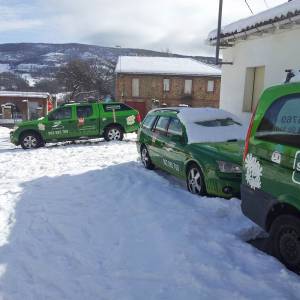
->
xmin=0 ymin=126 xmax=299 ymax=299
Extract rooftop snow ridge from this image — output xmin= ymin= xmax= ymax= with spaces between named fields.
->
xmin=115 ymin=56 xmax=221 ymax=76
xmin=0 ymin=91 xmax=50 ymax=98
xmin=208 ymin=0 xmax=300 ymax=42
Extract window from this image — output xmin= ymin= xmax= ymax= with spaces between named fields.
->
xmin=103 ymin=103 xmax=131 ymax=112
xmin=168 ymin=118 xmax=182 ymax=135
xmin=154 ymin=116 xmax=170 ymax=132
xmin=243 ymin=66 xmax=265 ymax=112
xmin=207 ymin=80 xmax=215 ymax=92
xmin=196 ymin=118 xmax=241 ymax=127
xmin=184 ymin=79 xmax=192 ymax=95
xmin=142 ymin=114 xmax=156 ymax=129
xmin=77 ymin=105 xmax=93 ymax=118
xmin=48 ymin=107 xmax=72 ymax=121
xmin=132 ymin=78 xmax=140 ymax=97
xmin=163 ymin=79 xmax=170 ymax=92
xmin=256 ymin=94 xmax=300 ymax=147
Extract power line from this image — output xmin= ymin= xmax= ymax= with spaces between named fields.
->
xmin=245 ymin=0 xmax=254 ymax=14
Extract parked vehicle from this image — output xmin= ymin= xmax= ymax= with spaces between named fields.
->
xmin=137 ymin=107 xmax=245 ymax=198
xmin=10 ymin=102 xmax=141 ymax=149
xmin=241 ymin=81 xmax=300 ymax=272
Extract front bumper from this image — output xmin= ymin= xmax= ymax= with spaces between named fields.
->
xmin=241 ymin=184 xmax=277 ymax=231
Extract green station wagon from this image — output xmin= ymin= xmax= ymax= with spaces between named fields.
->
xmin=241 ymin=81 xmax=300 ymax=272
xmin=137 ymin=107 xmax=246 ymax=198
xmin=10 ymin=101 xmax=141 ymax=149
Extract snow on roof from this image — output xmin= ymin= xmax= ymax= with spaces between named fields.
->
xmin=208 ymin=0 xmax=300 ymax=42
xmin=115 ymin=56 xmax=221 ymax=76
xmin=0 ymin=91 xmax=50 ymax=99
xmin=177 ymin=107 xmax=246 ymax=144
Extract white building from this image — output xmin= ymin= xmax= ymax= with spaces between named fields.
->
xmin=208 ymin=1 xmax=300 ymax=122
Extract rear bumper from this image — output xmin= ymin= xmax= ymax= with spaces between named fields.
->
xmin=241 ymin=184 xmax=277 ymax=231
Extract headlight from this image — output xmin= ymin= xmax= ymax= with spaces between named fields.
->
xmin=13 ymin=125 xmax=19 ymax=131
xmin=217 ymin=161 xmax=241 ymax=173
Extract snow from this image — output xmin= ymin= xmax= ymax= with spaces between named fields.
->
xmin=0 ymin=91 xmax=50 ymax=99
xmin=0 ymin=127 xmax=299 ymax=299
xmin=177 ymin=107 xmax=247 ymax=144
xmin=0 ymin=64 xmax=10 ymax=73
xmin=115 ymin=56 xmax=221 ymax=76
xmin=21 ymin=74 xmax=39 ymax=87
xmin=208 ymin=0 xmax=300 ymax=41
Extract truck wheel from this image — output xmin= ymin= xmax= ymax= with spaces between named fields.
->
xmin=20 ymin=132 xmax=43 ymax=150
xmin=141 ymin=146 xmax=154 ymax=170
xmin=104 ymin=125 xmax=124 ymax=141
xmin=270 ymin=215 xmax=300 ymax=273
xmin=186 ymin=163 xmax=206 ymax=196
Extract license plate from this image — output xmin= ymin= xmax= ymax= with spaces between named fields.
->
xmin=292 ymin=151 xmax=300 ymax=184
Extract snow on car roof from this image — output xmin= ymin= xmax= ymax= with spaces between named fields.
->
xmin=208 ymin=1 xmax=300 ymax=42
xmin=115 ymin=56 xmax=221 ymax=76
xmin=177 ymin=107 xmax=247 ymax=144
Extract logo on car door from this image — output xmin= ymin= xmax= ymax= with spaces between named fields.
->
xmin=292 ymin=151 xmax=300 ymax=184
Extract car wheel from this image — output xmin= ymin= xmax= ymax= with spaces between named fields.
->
xmin=141 ymin=146 xmax=154 ymax=170
xmin=270 ymin=215 xmax=300 ymax=273
xmin=104 ymin=126 xmax=124 ymax=141
xmin=186 ymin=163 xmax=206 ymax=196
xmin=20 ymin=132 xmax=42 ymax=150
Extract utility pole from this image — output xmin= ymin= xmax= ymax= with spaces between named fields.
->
xmin=215 ymin=0 xmax=223 ymax=65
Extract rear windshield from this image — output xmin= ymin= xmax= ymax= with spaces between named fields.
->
xmin=256 ymin=94 xmax=300 ymax=148
xmin=196 ymin=118 xmax=241 ymax=127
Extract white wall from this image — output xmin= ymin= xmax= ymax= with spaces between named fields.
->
xmin=220 ymin=26 xmax=300 ymax=123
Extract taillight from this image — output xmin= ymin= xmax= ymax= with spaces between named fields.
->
xmin=136 ymin=114 xmax=142 ymax=123
xmin=243 ymin=110 xmax=256 ymax=161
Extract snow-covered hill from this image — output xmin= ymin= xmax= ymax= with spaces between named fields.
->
xmin=0 ymin=43 xmax=216 ymax=85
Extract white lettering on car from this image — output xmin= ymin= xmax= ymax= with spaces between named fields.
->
xmin=163 ymin=158 xmax=179 ymax=172
xmin=271 ymin=151 xmax=281 ymax=164
xmin=245 ymin=153 xmax=263 ymax=190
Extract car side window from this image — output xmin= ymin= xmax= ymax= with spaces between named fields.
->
xmin=48 ymin=107 xmax=72 ymax=121
xmin=142 ymin=114 xmax=156 ymax=129
xmin=168 ymin=118 xmax=183 ymax=136
xmin=154 ymin=116 xmax=170 ymax=133
xmin=256 ymin=94 xmax=300 ymax=148
xmin=77 ymin=105 xmax=93 ymax=118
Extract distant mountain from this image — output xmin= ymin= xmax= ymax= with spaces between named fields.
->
xmin=0 ymin=43 xmax=217 ymax=86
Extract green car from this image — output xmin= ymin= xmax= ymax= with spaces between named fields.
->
xmin=10 ymin=101 xmax=141 ymax=149
xmin=241 ymin=81 xmax=300 ymax=272
xmin=137 ymin=107 xmax=245 ymax=198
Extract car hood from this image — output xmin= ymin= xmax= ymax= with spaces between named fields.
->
xmin=187 ymin=140 xmax=245 ymax=165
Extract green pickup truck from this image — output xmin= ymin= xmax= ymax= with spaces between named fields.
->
xmin=10 ymin=102 xmax=141 ymax=149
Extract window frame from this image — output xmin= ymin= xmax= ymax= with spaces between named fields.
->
xmin=76 ymin=105 xmax=93 ymax=118
xmin=153 ymin=116 xmax=170 ymax=134
xmin=163 ymin=78 xmax=170 ymax=92
xmin=207 ymin=80 xmax=215 ymax=93
xmin=48 ymin=106 xmax=72 ymax=121
xmin=184 ymin=79 xmax=193 ymax=95
xmin=132 ymin=78 xmax=140 ymax=97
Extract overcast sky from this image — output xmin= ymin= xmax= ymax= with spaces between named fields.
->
xmin=0 ymin=0 xmax=286 ymax=55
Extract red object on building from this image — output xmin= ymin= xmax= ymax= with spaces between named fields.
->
xmin=48 ymin=100 xmax=53 ymax=112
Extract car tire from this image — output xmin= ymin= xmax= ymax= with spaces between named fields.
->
xmin=186 ymin=163 xmax=206 ymax=196
xmin=20 ymin=132 xmax=43 ymax=150
xmin=269 ymin=215 xmax=300 ymax=273
xmin=104 ymin=125 xmax=124 ymax=141
xmin=141 ymin=146 xmax=154 ymax=170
